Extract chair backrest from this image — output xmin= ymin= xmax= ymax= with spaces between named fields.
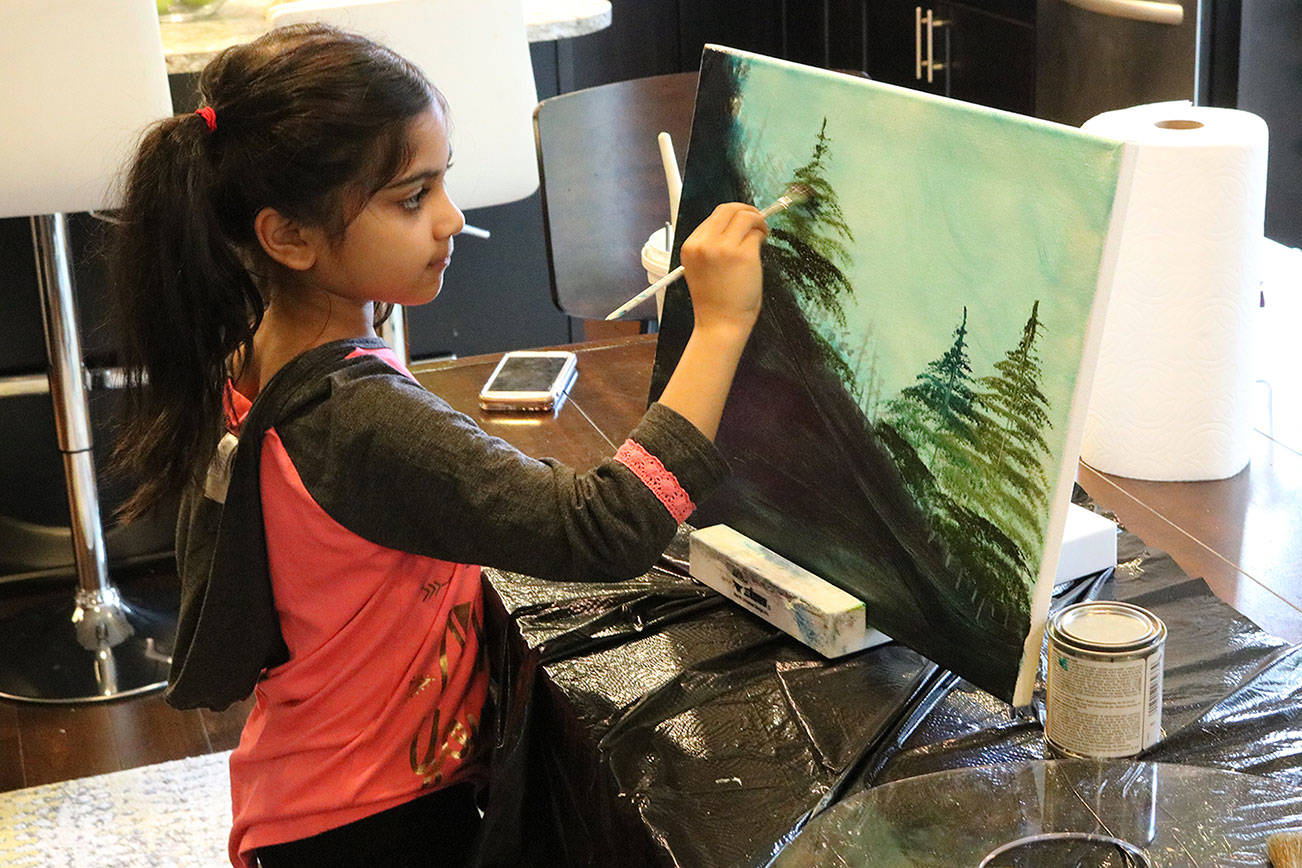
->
xmin=269 ymin=0 xmax=539 ymax=212
xmin=533 ymin=72 xmax=699 ymax=322
xmin=0 ymin=0 xmax=172 ymax=218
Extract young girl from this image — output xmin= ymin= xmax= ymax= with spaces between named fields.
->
xmin=110 ymin=23 xmax=766 ymax=868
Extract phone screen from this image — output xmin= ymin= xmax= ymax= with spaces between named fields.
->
xmin=490 ymin=356 xmax=571 ymax=392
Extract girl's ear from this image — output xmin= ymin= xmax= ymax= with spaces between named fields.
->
xmin=254 ymin=207 xmax=321 ymax=271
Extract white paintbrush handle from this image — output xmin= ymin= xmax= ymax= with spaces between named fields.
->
xmin=604 ymin=264 xmax=685 ymax=321
xmin=658 ymin=132 xmax=682 ymax=227
xmin=604 ymin=186 xmax=806 ymax=321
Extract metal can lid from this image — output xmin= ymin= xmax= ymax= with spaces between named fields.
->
xmin=1051 ymin=601 xmax=1165 ymax=651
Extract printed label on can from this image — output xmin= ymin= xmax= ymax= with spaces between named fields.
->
xmin=1044 ymin=602 xmax=1165 ymax=759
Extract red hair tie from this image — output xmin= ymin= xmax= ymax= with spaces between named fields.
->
xmin=195 ymin=106 xmax=217 ymax=133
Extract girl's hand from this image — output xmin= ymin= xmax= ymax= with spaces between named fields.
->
xmin=679 ymin=202 xmax=769 ymax=337
xmin=656 ymin=202 xmax=769 ymax=441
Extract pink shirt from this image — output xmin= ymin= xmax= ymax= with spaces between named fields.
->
xmin=224 ymin=351 xmax=488 ymax=866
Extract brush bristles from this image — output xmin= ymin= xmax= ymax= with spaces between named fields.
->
xmin=784 ymin=183 xmax=814 ymax=206
xmin=1269 ymin=831 xmax=1302 ymax=868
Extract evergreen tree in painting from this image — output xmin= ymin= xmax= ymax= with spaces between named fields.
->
xmin=877 ymin=308 xmax=1032 ymax=620
xmin=968 ymin=301 xmax=1053 ymax=557
xmin=765 ymin=119 xmax=859 ymax=316
xmin=765 ymin=119 xmax=855 ymax=372
xmin=884 ymin=308 xmax=981 ymax=466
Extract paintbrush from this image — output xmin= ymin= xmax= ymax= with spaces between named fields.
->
xmin=1269 ymin=831 xmax=1302 ymax=867
xmin=603 ymin=183 xmax=813 ymax=321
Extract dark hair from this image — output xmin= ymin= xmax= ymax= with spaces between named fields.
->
xmin=110 ymin=24 xmax=437 ymax=521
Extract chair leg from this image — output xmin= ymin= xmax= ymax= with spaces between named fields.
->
xmin=0 ymin=214 xmax=175 ymax=703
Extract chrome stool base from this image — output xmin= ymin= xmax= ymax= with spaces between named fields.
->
xmin=0 ymin=588 xmax=174 ymax=703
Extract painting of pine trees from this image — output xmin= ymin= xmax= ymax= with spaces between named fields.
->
xmin=653 ymin=47 xmax=1130 ymax=703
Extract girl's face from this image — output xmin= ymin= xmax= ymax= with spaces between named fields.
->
xmin=309 ymin=105 xmax=464 ymax=308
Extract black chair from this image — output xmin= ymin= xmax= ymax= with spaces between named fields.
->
xmin=533 ymin=72 xmax=699 ymax=329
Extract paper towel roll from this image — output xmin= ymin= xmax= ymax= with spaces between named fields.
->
xmin=1080 ymin=103 xmax=1268 ymax=481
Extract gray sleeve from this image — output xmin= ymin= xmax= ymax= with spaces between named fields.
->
xmin=276 ymin=371 xmax=729 ymax=581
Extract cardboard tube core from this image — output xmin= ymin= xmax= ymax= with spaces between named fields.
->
xmin=1155 ymin=119 xmax=1204 ymax=130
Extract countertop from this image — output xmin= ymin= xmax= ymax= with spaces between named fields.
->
xmin=160 ymin=0 xmax=612 ymax=73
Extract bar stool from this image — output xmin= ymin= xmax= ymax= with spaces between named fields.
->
xmin=270 ymin=0 xmax=542 ymax=363
xmin=0 ymin=0 xmax=177 ymax=702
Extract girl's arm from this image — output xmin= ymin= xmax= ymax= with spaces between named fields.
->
xmin=265 ymin=203 xmax=769 ymax=582
xmin=655 ymin=203 xmax=768 ymax=440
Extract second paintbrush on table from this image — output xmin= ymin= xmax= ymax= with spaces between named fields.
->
xmin=603 ymin=184 xmax=812 ymax=321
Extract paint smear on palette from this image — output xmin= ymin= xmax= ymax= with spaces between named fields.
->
xmin=653 ymin=46 xmax=1133 ymax=704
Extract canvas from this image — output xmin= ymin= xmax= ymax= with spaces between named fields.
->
xmin=651 ymin=46 xmax=1134 ymax=705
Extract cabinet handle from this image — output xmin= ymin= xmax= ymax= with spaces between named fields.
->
xmin=924 ymin=9 xmax=948 ymax=84
xmin=1058 ymin=0 xmax=1183 ymax=25
xmin=914 ymin=6 xmax=923 ymax=80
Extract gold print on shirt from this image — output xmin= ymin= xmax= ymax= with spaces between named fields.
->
xmin=447 ymin=601 xmax=470 ymax=645
xmin=409 ymin=709 xmax=479 ymax=787
xmin=442 ymin=602 xmax=474 ymax=690
xmin=407 ymin=674 xmax=435 ymax=698
xmin=407 ymin=599 xmax=483 ymax=786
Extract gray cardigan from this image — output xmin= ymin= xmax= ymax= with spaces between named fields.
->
xmin=165 ymin=338 xmax=728 ymax=710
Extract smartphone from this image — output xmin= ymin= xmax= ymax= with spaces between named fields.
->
xmin=478 ymin=350 xmax=578 ymax=412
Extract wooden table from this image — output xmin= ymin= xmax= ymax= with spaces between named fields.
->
xmin=412 ymin=333 xmax=1302 ymax=644
xmin=411 ymin=335 xmax=651 ymax=463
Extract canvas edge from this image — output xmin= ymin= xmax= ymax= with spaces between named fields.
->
xmin=700 ymin=43 xmax=1098 ymax=137
xmin=1010 ymin=138 xmax=1142 ymax=707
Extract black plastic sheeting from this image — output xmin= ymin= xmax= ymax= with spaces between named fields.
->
xmin=471 ymin=502 xmax=1302 ymax=867
xmin=866 ymin=524 xmax=1302 ymax=792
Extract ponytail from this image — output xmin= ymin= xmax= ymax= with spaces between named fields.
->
xmin=109 ymin=24 xmax=435 ymax=521
xmin=110 ymin=111 xmax=262 ymax=522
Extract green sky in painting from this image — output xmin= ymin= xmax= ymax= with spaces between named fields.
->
xmin=730 ymin=51 xmax=1126 ymax=444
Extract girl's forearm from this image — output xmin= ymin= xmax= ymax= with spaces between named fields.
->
xmin=655 ymin=320 xmax=753 ymax=441
xmin=655 ymin=201 xmax=768 ymax=439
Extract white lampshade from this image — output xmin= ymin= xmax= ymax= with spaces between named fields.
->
xmin=270 ymin=0 xmax=540 ymax=212
xmin=0 ymin=0 xmax=173 ymax=219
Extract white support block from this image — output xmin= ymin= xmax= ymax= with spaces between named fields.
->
xmin=689 ymin=525 xmax=891 ymax=658
xmin=1054 ymin=503 xmax=1119 ymax=583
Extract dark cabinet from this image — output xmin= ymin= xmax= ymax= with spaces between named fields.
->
xmin=864 ymin=0 xmax=933 ymax=91
xmin=944 ymin=3 xmax=1035 ymax=113
xmin=677 ymin=0 xmax=786 ymax=70
xmin=865 ymin=0 xmax=1035 ymax=115
xmin=1237 ymin=0 xmax=1302 ymax=247
xmin=677 ymin=0 xmax=872 ymax=72
xmin=566 ymin=0 xmax=878 ymax=88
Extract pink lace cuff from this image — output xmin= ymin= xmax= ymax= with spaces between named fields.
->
xmin=614 ymin=439 xmax=695 ymax=523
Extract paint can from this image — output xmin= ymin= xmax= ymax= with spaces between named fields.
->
xmin=1044 ymin=601 xmax=1165 ymax=759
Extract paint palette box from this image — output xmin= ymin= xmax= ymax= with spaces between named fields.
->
xmin=689 ymin=524 xmax=891 ymax=658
